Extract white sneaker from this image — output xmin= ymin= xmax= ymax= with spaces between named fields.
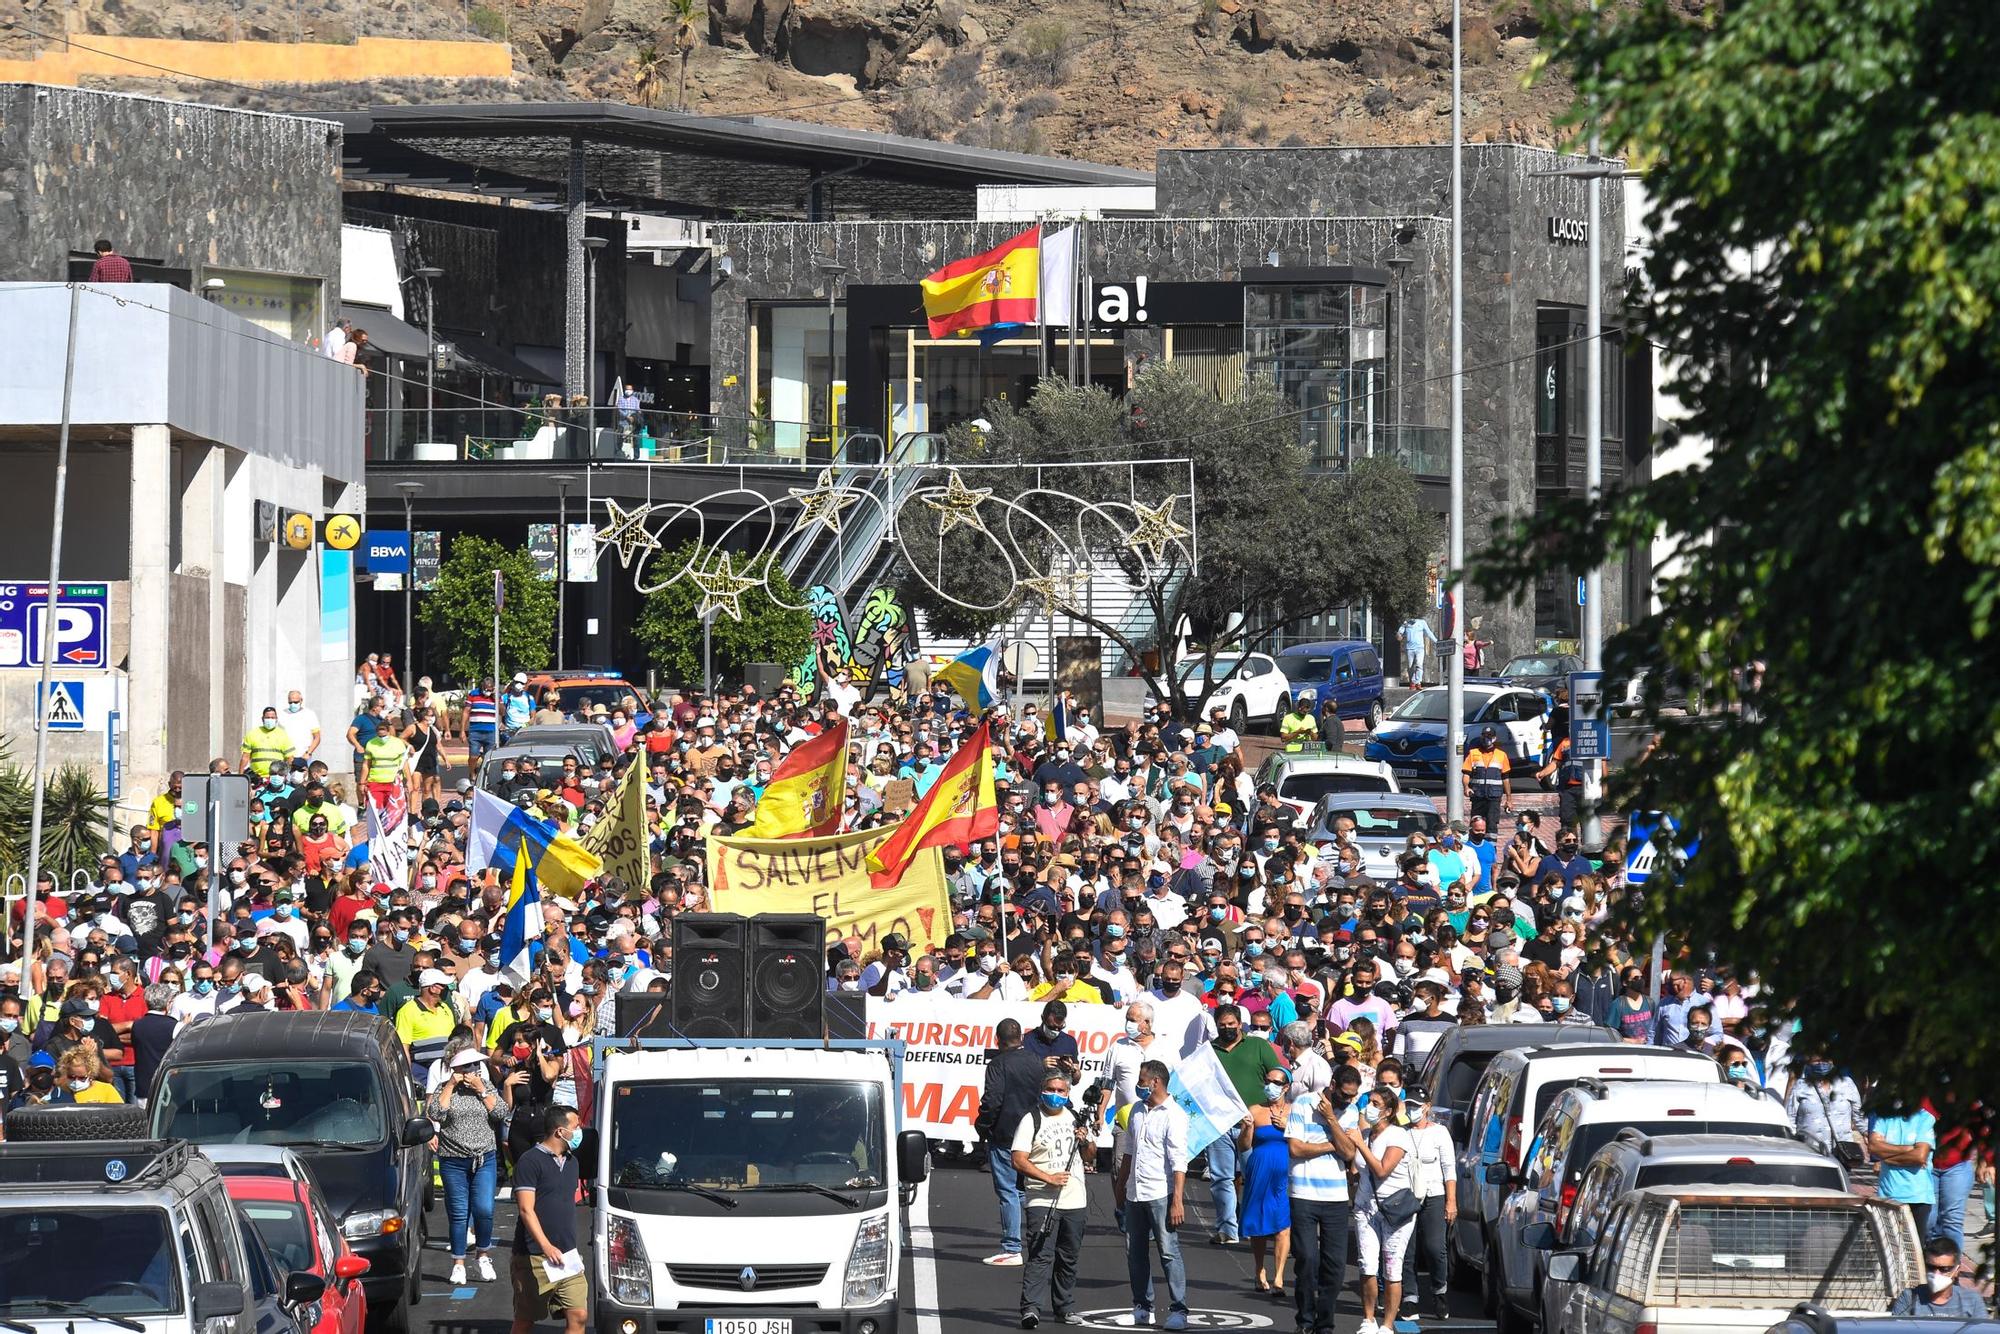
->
xmin=450 ymin=1260 xmax=466 ymax=1286
xmin=1359 ymin=1319 xmax=1381 ymax=1334
xmin=476 ymin=1255 xmax=496 ymax=1282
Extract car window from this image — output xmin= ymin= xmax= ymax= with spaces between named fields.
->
xmin=1446 ymin=1050 xmax=1499 ymax=1116
xmin=1588 ymin=1199 xmax=1634 ymax=1288
xmin=1486 ymin=696 xmax=1522 ymax=723
xmin=1285 ymin=772 xmax=1393 ymax=803
xmin=180 ymin=1222 xmax=207 ymax=1284
xmin=1568 ymin=1160 xmax=1614 ymax=1243
xmin=238 ymin=1217 xmax=280 ymax=1300
xmin=193 ymin=1191 xmax=240 ymax=1288
xmin=1354 ymin=649 xmax=1380 ymax=676
xmin=1277 ymin=653 xmax=1334 ymax=684
xmin=1336 ymin=657 xmax=1356 ymax=683
xmin=241 ymin=1199 xmax=314 ymax=1274
xmin=1242 ymin=658 xmax=1269 ymax=679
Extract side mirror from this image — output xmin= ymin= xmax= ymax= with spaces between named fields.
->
xmin=332 ymin=1255 xmax=370 ymax=1284
xmin=192 ymin=1283 xmax=247 ymax=1321
xmin=1523 ymin=1221 xmax=1558 ymax=1251
xmin=1546 ymin=1253 xmax=1581 ymax=1284
xmin=400 ymin=1116 xmax=437 ymax=1147
xmin=897 ymin=1129 xmax=930 ymax=1185
xmin=283 ymin=1271 xmax=327 ymax=1306
xmin=1483 ymin=1161 xmax=1513 ymax=1185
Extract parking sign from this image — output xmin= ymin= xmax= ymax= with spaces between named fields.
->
xmin=0 ymin=583 xmax=109 ymax=668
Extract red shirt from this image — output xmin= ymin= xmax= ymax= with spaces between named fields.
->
xmin=98 ymin=987 xmax=149 ymax=1067
xmin=328 ymin=892 xmax=371 ymax=940
xmin=88 ymin=253 xmax=134 ymax=283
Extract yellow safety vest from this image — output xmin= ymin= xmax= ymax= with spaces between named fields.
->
xmin=1280 ymin=711 xmax=1317 ymax=751
xmin=364 ymin=734 xmax=408 ymax=783
xmin=242 ymin=726 xmax=291 ymax=776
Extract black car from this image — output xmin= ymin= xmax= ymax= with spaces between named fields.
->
xmin=148 ymin=1011 xmax=435 ymax=1332
xmin=1492 ymin=652 xmax=1585 ymax=691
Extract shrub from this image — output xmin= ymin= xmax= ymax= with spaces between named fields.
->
xmin=468 ymin=5 xmax=506 ymax=39
xmin=1002 ymin=16 xmax=1073 ymax=87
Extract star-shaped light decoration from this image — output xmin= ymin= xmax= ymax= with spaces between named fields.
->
xmin=786 ymin=468 xmax=863 ymax=537
xmin=595 ymin=497 xmax=661 ymax=569
xmin=690 ymin=550 xmax=762 ymax=622
xmin=919 ymin=469 xmax=994 ymax=538
xmin=1019 ymin=566 xmax=1089 ymax=617
xmin=1126 ymin=494 xmax=1192 ymax=566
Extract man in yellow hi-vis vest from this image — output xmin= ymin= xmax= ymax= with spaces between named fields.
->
xmin=362 ymin=727 xmax=411 ymax=809
xmin=1279 ymin=689 xmax=1320 ymax=752
xmin=240 ymin=706 xmax=295 ymax=778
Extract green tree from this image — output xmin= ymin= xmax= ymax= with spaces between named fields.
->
xmin=1476 ymin=0 xmax=2000 ymax=1100
xmin=896 ymin=365 xmax=1439 ymax=719
xmin=632 ymin=542 xmax=812 ymax=687
xmin=0 ymin=750 xmax=109 ymax=886
xmin=419 ymin=535 xmax=559 ymax=685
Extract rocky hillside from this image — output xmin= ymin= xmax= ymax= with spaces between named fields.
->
xmin=30 ymin=0 xmax=1581 ymax=168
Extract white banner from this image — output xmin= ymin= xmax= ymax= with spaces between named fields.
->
xmin=864 ymin=994 xmax=1127 ymax=1145
xmin=367 ymin=791 xmax=408 ymax=893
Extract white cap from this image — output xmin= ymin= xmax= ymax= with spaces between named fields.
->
xmin=448 ymin=1047 xmax=487 ymax=1070
xmin=417 ymin=968 xmax=452 ymax=990
xmin=512 ymin=672 xmax=528 ymax=684
xmin=239 ymin=973 xmax=271 ymax=994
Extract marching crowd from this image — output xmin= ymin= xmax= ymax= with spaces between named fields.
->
xmin=3 ymin=665 xmax=1992 ymax=1334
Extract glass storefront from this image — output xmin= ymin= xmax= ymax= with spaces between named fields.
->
xmin=752 ymin=303 xmax=846 ymax=455
xmin=1534 ymin=302 xmax=1625 ymax=637
xmin=878 ymin=328 xmax=1123 ymax=436
xmin=1244 ymin=283 xmax=1387 ymax=469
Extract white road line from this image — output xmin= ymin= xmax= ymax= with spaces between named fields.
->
xmin=908 ymin=1174 xmax=943 ymax=1334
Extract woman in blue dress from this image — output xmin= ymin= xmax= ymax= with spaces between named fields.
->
xmin=1238 ymin=1063 xmax=1294 ymax=1297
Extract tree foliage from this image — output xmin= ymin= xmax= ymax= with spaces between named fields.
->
xmin=0 ymin=746 xmax=109 ymax=886
xmin=419 ymin=535 xmax=559 ymax=686
xmin=895 ymin=365 xmax=1439 ymax=717
xmin=1475 ymin=0 xmax=2000 ymax=1101
xmin=631 ymin=542 xmax=813 ymax=688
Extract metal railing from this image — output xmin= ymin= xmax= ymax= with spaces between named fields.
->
xmin=1298 ymin=424 xmax=1448 ymax=478
xmin=366 ymin=406 xmax=872 ymax=466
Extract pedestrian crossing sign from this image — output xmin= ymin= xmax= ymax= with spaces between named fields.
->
xmin=40 ymin=680 xmax=84 ymax=731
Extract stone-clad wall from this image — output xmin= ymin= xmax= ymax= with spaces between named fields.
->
xmin=0 ymin=84 xmax=344 ymax=306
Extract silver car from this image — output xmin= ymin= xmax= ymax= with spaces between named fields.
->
xmin=1304 ymin=791 xmax=1442 ymax=879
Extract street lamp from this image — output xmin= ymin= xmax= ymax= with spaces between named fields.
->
xmin=582 ymin=238 xmax=609 ymax=448
xmin=395 ymin=481 xmax=423 ymax=681
xmin=550 ymin=473 xmax=578 ymax=670
xmin=818 ymin=260 xmax=846 ymax=462
xmin=409 ymin=267 xmax=444 ymax=446
xmin=1445 ymin=0 xmax=1466 ymax=826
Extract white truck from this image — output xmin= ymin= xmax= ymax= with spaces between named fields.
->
xmin=592 ymin=1039 xmax=929 ymax=1334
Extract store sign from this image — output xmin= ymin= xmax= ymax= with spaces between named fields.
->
xmin=1548 ymin=215 xmax=1589 ymax=246
xmin=527 ymin=524 xmax=559 ymax=581
xmin=1091 ymin=276 xmax=1153 ymax=325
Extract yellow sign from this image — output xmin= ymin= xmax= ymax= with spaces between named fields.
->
xmin=581 ymin=760 xmax=649 ymax=899
xmin=708 ymin=824 xmax=952 ymax=956
xmin=283 ymin=512 xmax=316 ymax=550
xmin=324 ymin=513 xmax=361 ymax=551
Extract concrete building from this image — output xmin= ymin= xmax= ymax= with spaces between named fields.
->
xmin=0 ymin=85 xmax=364 ymax=803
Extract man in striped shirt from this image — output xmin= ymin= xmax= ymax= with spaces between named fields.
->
xmin=465 ymin=678 xmax=498 ymax=762
xmin=1289 ymin=1064 xmax=1363 ymax=1334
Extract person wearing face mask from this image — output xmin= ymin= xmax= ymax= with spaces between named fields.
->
xmin=1785 ymin=1055 xmax=1867 ymax=1165
xmin=975 ymin=1018 xmax=1050 ymax=1267
xmin=1207 ymin=1003 xmax=1281 ymax=1247
xmin=1610 ymin=968 xmax=1657 ymax=1044
xmin=1890 ymin=1238 xmax=1990 ymax=1317
xmin=1114 ymin=1059 xmax=1190 ymax=1331
xmin=1288 ymin=1064 xmax=1363 ymax=1334
xmin=1397 ymin=1094 xmax=1457 ymax=1322
xmin=363 ymin=908 xmax=419 ymax=984
xmin=1012 ymin=1073 xmax=1089 ymax=1327
xmin=1237 ymin=1062 xmax=1294 ymax=1295
xmin=0 ymin=995 xmax=29 ymax=1073
xmin=54 ymin=1046 xmax=124 ymax=1104
xmin=242 ymin=705 xmax=297 ymax=780
xmin=510 ymin=1104 xmax=589 ymax=1334
xmin=1103 ymin=1001 xmax=1169 ymax=1126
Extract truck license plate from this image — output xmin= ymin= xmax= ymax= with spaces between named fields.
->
xmin=1392 ymin=765 xmax=1420 ymax=777
xmin=705 ymin=1321 xmax=791 ymax=1334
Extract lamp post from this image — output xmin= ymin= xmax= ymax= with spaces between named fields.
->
xmin=411 ymin=267 xmax=443 ymax=445
xmin=395 ymin=481 xmax=422 ymax=682
xmin=550 ymin=473 xmax=578 ymax=669
xmin=819 ymin=261 xmax=846 ymax=462
xmin=1445 ymin=0 xmax=1466 ymax=826
xmin=582 ymin=238 xmax=609 ymax=445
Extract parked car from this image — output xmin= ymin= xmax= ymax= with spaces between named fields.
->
xmin=522 ymin=670 xmax=655 ymax=725
xmin=1456 ymin=1044 xmax=1724 ymax=1283
xmin=1364 ymin=683 xmax=1550 ymax=785
xmin=202 ymin=1142 xmax=319 ymax=1188
xmin=1538 ymin=1186 xmax=1922 ymax=1334
xmin=1273 ymin=639 xmax=1389 ymax=728
xmin=1494 ymin=652 xmax=1585 ymax=692
xmin=474 ymin=743 xmax=587 ymax=796
xmin=1304 ymin=791 xmax=1442 ymax=879
xmin=1765 ymin=1307 xmax=2000 ymax=1334
xmin=507 ymin=721 xmax=619 ymax=766
xmin=1258 ymin=750 xmax=1400 ymax=822
xmin=1493 ymin=1082 xmax=1828 ymax=1333
xmin=1178 ymin=652 xmax=1293 ymax=733
xmin=225 ymin=1166 xmax=372 ymax=1334
xmin=149 ymin=1011 xmax=435 ymax=1334
xmin=1413 ymin=1024 xmax=1618 ymax=1145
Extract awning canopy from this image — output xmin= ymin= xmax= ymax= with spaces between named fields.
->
xmin=340 ymin=302 xmax=429 ymax=360
xmin=439 ymin=329 xmax=558 ymax=386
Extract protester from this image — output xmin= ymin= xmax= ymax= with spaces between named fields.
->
xmin=1239 ymin=1063 xmax=1292 ymax=1297
xmin=975 ymin=1017 xmax=1045 ymax=1267
xmin=510 ymin=1104 xmax=586 ymax=1334
xmin=1115 ymin=1060 xmax=1190 ymax=1331
xmin=1013 ymin=1072 xmax=1088 ymax=1328
xmin=429 ymin=1045 xmax=506 ymax=1286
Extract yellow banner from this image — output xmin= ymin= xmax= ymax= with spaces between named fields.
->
xmin=582 ymin=759 xmax=650 ymax=899
xmin=707 ymin=824 xmax=952 ymax=955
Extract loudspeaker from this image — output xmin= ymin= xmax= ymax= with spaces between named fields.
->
xmin=614 ymin=992 xmax=677 ymax=1040
xmin=822 ymin=991 xmax=867 ymax=1042
xmin=748 ymin=914 xmax=826 ymax=1039
xmin=670 ymin=914 xmax=748 ymax=1038
xmin=744 ymin=662 xmax=787 ymax=695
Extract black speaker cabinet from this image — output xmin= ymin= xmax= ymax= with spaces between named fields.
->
xmin=670 ymin=913 xmax=748 ymax=1038
xmin=748 ymin=914 xmax=827 ymax=1039
xmin=744 ymin=663 xmax=787 ymax=695
xmin=614 ymin=992 xmax=677 ymax=1040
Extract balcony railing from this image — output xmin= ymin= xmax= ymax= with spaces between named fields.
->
xmin=1301 ymin=424 xmax=1448 ymax=479
xmin=365 ymin=406 xmax=936 ymax=467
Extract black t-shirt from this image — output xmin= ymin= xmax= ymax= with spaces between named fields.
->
xmin=124 ymin=891 xmax=176 ymax=952
xmin=512 ymin=1143 xmax=580 ymax=1254
xmin=0 ymin=1052 xmax=19 ymax=1106
xmin=131 ymin=1013 xmax=178 ymax=1096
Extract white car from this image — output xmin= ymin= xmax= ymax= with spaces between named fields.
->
xmin=1257 ymin=751 xmax=1401 ymax=823
xmin=1178 ymin=652 xmax=1292 ymax=732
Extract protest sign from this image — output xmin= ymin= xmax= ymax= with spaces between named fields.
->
xmin=708 ymin=824 xmax=953 ymax=955
xmin=581 ymin=759 xmax=649 ymax=897
xmin=862 ymin=994 xmax=1127 ymax=1144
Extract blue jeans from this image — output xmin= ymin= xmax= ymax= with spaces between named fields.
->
xmin=988 ymin=1144 xmax=1022 ymax=1255
xmin=1291 ymin=1197 xmax=1352 ymax=1334
xmin=439 ymin=1153 xmax=497 ymax=1258
xmin=1931 ymin=1159 xmax=1975 ymax=1250
xmin=1206 ymin=1133 xmax=1245 ymax=1241
xmin=1124 ymin=1196 xmax=1188 ymax=1317
xmin=467 ymin=727 xmax=496 ymax=761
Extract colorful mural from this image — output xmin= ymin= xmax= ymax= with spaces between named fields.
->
xmin=790 ymin=583 xmax=923 ymax=703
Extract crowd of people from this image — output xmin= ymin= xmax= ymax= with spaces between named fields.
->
xmin=3 ymin=663 xmax=1992 ymax=1331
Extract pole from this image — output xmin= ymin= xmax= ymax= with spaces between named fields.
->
xmin=558 ymin=483 xmax=568 ymax=671
xmin=491 ymin=568 xmax=503 ymax=721
xmin=20 ymin=281 xmax=80 ymax=999
xmin=1581 ymin=156 xmax=1605 ymax=848
xmin=702 ymin=611 xmax=714 ymax=694
xmin=1444 ymin=0 xmax=1466 ymax=827
xmin=424 ymin=288 xmax=436 ymax=446
xmin=826 ymin=271 xmax=839 ymax=460
xmin=401 ymin=490 xmax=414 ymax=681
xmin=203 ymin=790 xmax=221 ymax=956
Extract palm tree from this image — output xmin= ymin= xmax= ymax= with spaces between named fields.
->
xmin=634 ymin=44 xmax=666 ymax=109
xmin=669 ymin=0 xmax=704 ymax=112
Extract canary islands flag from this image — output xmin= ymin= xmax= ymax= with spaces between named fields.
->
xmin=867 ymin=717 xmax=998 ymax=886
xmin=920 ymin=224 xmax=1043 ymax=338
xmin=744 ymin=718 xmax=849 ymax=839
xmin=467 ymin=787 xmax=602 ymax=901
xmin=934 ymin=643 xmax=1000 ymax=717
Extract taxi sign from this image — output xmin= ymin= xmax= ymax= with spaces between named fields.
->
xmin=324 ymin=513 xmax=362 ymax=551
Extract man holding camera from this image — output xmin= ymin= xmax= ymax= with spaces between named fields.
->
xmin=1012 ymin=1073 xmax=1088 ymax=1328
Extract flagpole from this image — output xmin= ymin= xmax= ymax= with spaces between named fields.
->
xmin=1036 ymin=214 xmax=1050 ymax=384
xmin=1080 ymin=218 xmax=1093 ymax=388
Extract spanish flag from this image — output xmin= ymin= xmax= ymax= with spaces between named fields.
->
xmin=867 ymin=717 xmax=998 ymax=886
xmin=920 ymin=225 xmax=1043 ymax=338
xmin=743 ymin=718 xmax=849 ymax=839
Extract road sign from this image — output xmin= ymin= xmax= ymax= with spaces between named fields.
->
xmin=363 ymin=529 xmax=410 ymax=574
xmin=1568 ymin=669 xmax=1609 ymax=761
xmin=323 ymin=513 xmax=362 ymax=551
xmin=39 ymin=680 xmax=84 ymax=731
xmin=0 ymin=583 xmax=109 ymax=668
xmin=1577 ymin=576 xmax=1588 ymax=607
xmin=284 ymin=512 xmax=316 ymax=550
xmin=1624 ymin=811 xmax=1700 ymax=886
xmin=1000 ymin=640 xmax=1041 ymax=680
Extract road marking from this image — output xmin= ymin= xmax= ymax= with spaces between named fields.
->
xmin=909 ymin=1175 xmax=941 ymax=1334
xmin=1072 ymin=1311 xmax=1273 ymax=1330
xmin=452 ymin=1287 xmax=478 ymax=1301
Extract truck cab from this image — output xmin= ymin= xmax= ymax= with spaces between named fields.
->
xmin=593 ymin=1042 xmax=928 ymax=1334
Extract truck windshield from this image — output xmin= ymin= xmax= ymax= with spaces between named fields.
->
xmin=0 ymin=1206 xmax=181 ymax=1315
xmin=609 ymin=1079 xmax=885 ymax=1194
xmin=152 ymin=1059 xmax=387 ymax=1147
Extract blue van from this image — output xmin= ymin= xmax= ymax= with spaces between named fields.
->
xmin=1275 ymin=639 xmax=1388 ymax=729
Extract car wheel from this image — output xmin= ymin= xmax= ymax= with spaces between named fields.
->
xmin=1229 ymin=697 xmax=1248 ymax=734
xmin=1365 ymin=697 xmax=1384 ymax=730
xmin=1493 ymin=1266 xmax=1528 ymax=1334
xmin=376 ymin=1294 xmax=411 ymax=1334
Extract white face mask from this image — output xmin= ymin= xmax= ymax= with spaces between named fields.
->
xmin=1928 ymin=1272 xmax=1957 ymax=1295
